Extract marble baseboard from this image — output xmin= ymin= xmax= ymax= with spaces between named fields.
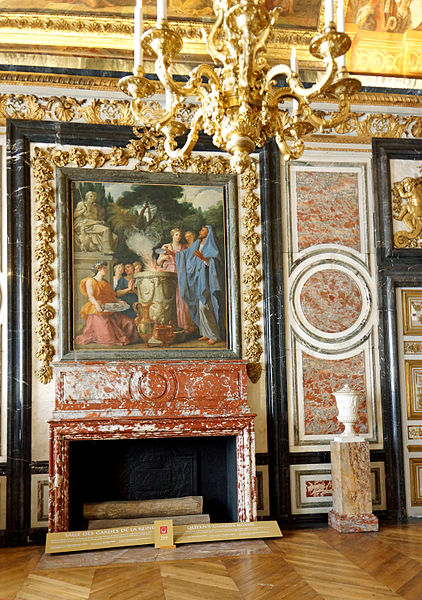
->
xmin=328 ymin=509 xmax=379 ymax=533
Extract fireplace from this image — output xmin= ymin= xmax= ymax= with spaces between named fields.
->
xmin=49 ymin=360 xmax=256 ymax=532
xmin=68 ymin=436 xmax=238 ymax=530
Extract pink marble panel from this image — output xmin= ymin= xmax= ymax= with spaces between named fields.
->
xmin=296 ymin=170 xmax=360 ymax=252
xmin=300 ymin=270 xmax=362 ymax=333
xmin=56 ymin=361 xmax=248 ymax=417
xmin=305 ymin=480 xmax=332 ymax=497
xmin=302 ymin=352 xmax=368 ymax=436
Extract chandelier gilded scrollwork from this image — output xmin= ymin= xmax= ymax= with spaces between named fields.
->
xmin=119 ymin=0 xmax=361 ymax=173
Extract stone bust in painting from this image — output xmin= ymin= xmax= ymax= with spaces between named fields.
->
xmin=74 ymin=190 xmax=118 ymax=253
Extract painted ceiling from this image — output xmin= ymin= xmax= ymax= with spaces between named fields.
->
xmin=0 ymin=1 xmax=421 ymax=78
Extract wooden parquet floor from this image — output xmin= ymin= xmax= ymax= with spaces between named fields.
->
xmin=2 ymin=523 xmax=422 ymax=599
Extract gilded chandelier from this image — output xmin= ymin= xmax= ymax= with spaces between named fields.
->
xmin=119 ymin=0 xmax=361 ymax=173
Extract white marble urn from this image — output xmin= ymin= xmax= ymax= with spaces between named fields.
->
xmin=333 ymin=384 xmax=362 ymax=441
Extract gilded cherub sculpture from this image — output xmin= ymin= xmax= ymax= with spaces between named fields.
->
xmin=392 ymin=176 xmax=422 ymax=248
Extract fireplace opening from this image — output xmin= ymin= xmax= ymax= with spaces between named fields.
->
xmin=68 ymin=436 xmax=238 ymax=530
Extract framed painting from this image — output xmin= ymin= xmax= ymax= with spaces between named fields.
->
xmin=0 ymin=2 xmax=322 ymax=68
xmin=0 ymin=0 xmax=322 ymax=26
xmin=57 ymin=167 xmax=241 ymax=360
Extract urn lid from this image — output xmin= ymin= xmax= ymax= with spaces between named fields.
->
xmin=334 ymin=384 xmax=358 ymax=395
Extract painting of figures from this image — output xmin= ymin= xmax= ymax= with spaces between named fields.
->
xmin=345 ymin=0 xmax=422 ymax=77
xmin=69 ymin=178 xmax=234 ymax=355
xmin=1 ymin=0 xmax=323 ymax=29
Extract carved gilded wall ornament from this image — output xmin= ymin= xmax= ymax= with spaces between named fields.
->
xmin=31 ymin=132 xmax=263 ymax=383
xmin=0 ymin=94 xmax=134 ymax=126
xmin=3 ymin=93 xmax=422 ymax=147
xmin=331 ymin=112 xmax=422 ymax=140
xmin=392 ymin=176 xmax=422 ymax=248
xmin=405 ymin=342 xmax=422 ymax=354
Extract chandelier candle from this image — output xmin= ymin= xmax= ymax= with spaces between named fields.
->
xmin=336 ymin=0 xmax=346 ymax=68
xmin=337 ymin=0 xmax=345 ymax=32
xmin=325 ymin=0 xmax=334 ymax=26
xmin=120 ymin=0 xmax=360 ymax=173
xmin=290 ymin=48 xmax=299 ymax=112
xmin=134 ymin=0 xmax=143 ymax=70
xmin=157 ymin=0 xmax=167 ymax=23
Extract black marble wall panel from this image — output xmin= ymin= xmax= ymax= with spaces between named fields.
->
xmin=260 ymin=141 xmax=290 ymax=520
xmin=372 ymin=138 xmax=422 ymax=520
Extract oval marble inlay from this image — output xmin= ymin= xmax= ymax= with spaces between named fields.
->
xmin=300 ymin=270 xmax=363 ymax=333
xmin=139 ymin=373 xmax=168 ymax=400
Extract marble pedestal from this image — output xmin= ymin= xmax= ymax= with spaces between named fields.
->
xmin=328 ymin=439 xmax=378 ymax=533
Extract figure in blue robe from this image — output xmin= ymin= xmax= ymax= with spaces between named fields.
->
xmin=176 ymin=225 xmax=225 ymax=344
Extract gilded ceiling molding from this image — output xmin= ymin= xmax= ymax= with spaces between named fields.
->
xmin=1 ymin=74 xmax=420 ymax=110
xmin=0 ymin=13 xmax=314 ymax=62
xmin=351 ymin=92 xmax=422 ymax=108
xmin=0 ymin=71 xmax=121 ymax=91
xmin=0 ymin=13 xmax=133 ymax=36
xmin=0 ymin=12 xmax=310 ymax=44
xmin=31 ymin=135 xmax=263 ymax=383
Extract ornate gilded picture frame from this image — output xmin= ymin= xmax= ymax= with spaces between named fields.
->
xmin=402 ymin=289 xmax=422 ymax=335
xmin=405 ymin=360 xmax=422 ymax=420
xmin=9 ymin=120 xmax=262 ymax=386
xmin=57 ymin=167 xmax=241 ymax=361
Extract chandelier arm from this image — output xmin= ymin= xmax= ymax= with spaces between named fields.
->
xmin=155 ymin=56 xmax=219 ymax=99
xmin=289 ymin=55 xmax=337 ymax=101
xmin=252 ymin=8 xmax=278 ymax=63
xmin=253 ymin=6 xmax=282 ymax=62
xmin=188 ymin=64 xmax=220 ymax=93
xmin=265 ymin=63 xmax=293 ymax=87
xmin=266 ymin=54 xmax=338 ymax=107
xmin=304 ymin=97 xmax=352 ymax=130
xmin=163 ymin=110 xmax=204 ymax=160
xmin=204 ymin=8 xmax=226 ymax=65
xmin=275 ymin=132 xmax=305 ymax=162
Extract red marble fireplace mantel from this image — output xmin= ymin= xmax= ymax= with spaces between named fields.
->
xmin=49 ymin=360 xmax=257 ymax=532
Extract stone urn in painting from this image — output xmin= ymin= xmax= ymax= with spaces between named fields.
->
xmin=333 ymin=384 xmax=362 ymax=442
xmin=134 ymin=271 xmax=178 ymax=326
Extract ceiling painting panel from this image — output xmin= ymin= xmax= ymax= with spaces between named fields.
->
xmin=1 ymin=0 xmax=322 ymax=28
xmin=345 ymin=0 xmax=422 ymax=77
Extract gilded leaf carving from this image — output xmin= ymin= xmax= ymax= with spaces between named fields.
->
xmin=1 ymin=91 xmax=422 ymax=149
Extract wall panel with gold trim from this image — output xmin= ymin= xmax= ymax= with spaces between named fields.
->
xmin=283 ymin=154 xmax=382 ymax=453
